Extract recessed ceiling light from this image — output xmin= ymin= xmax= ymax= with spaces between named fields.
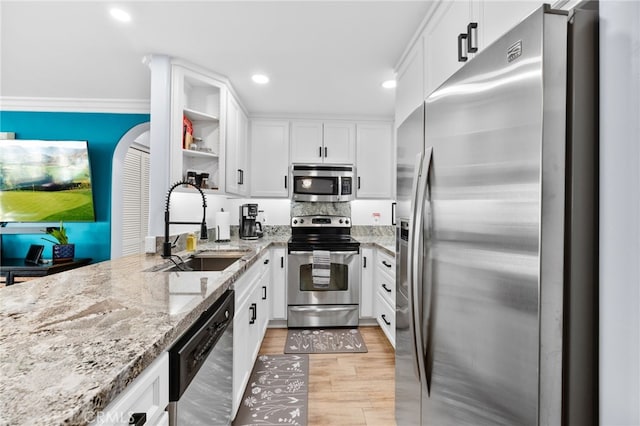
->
xmin=110 ymin=8 xmax=131 ymax=22
xmin=252 ymin=74 xmax=270 ymax=84
xmin=382 ymin=80 xmax=397 ymax=89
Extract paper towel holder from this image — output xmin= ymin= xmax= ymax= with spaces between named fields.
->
xmin=215 ymin=208 xmax=231 ymax=242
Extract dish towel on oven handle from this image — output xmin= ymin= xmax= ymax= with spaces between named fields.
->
xmin=312 ymin=250 xmax=331 ymax=288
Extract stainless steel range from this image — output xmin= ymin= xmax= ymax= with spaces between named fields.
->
xmin=287 ymin=215 xmax=361 ymax=327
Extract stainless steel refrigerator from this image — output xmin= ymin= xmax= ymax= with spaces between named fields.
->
xmin=396 ymin=5 xmax=598 ymax=425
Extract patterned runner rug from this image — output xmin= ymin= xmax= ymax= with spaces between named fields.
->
xmin=233 ymin=354 xmax=309 ymax=426
xmin=284 ymin=328 xmax=368 ymax=354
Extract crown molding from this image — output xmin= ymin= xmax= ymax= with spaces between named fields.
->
xmin=0 ymin=97 xmax=150 ymax=114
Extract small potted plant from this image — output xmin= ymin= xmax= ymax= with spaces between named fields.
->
xmin=43 ymin=221 xmax=75 ymax=263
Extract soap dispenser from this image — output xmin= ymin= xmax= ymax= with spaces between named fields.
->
xmin=186 ymin=233 xmax=197 ymax=251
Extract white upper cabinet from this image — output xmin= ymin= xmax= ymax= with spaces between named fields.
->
xmin=395 ymin=41 xmax=424 ymax=126
xmin=395 ymin=1 xmax=543 ymax=105
xmin=225 ymin=92 xmax=249 ymax=196
xmin=356 ymin=122 xmax=394 ymax=199
xmin=423 ymin=0 xmax=473 ymax=98
xmin=290 ymin=121 xmax=323 ymax=163
xmin=477 ymin=1 xmax=542 ymax=51
xmin=290 ymin=121 xmax=355 ymax=164
xmin=322 ymin=122 xmax=356 ymax=164
xmin=250 ymin=119 xmax=290 ymax=198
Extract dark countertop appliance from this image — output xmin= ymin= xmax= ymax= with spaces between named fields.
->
xmin=239 ymin=203 xmax=262 ymax=240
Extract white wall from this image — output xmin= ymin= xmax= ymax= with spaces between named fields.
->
xmin=168 ymin=193 xmax=229 ymax=235
xmin=599 ymin=2 xmax=640 ymax=424
xmin=350 ymin=200 xmax=395 ymax=226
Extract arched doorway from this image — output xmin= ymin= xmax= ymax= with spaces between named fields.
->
xmin=111 ymin=122 xmax=150 ymax=259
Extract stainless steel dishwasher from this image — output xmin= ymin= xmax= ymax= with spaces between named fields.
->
xmin=168 ymin=289 xmax=234 ymax=426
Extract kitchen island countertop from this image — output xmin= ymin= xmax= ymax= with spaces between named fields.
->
xmin=0 ymin=236 xmax=285 ymax=426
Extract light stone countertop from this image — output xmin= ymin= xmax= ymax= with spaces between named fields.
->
xmin=0 ymin=237 xmax=285 ymax=426
xmin=356 ymin=236 xmax=396 ymax=256
xmin=0 ymin=233 xmax=392 ymax=425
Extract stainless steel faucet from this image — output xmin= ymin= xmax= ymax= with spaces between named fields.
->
xmin=163 ymin=181 xmax=208 ymax=258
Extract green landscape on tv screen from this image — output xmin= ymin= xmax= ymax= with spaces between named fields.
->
xmin=0 ymin=140 xmax=96 ymax=222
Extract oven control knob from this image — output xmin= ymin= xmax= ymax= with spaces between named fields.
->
xmin=339 ymin=219 xmax=344 ymax=224
xmin=300 ymin=219 xmax=305 ymax=224
xmin=345 ymin=219 xmax=350 ymax=224
xmin=293 ymin=219 xmax=298 ymax=224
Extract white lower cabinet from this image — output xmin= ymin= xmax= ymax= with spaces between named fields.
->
xmin=269 ymin=247 xmax=287 ymax=320
xmin=232 ymin=252 xmax=270 ymax=418
xmin=360 ymin=248 xmax=375 ymax=319
xmin=91 ymin=353 xmax=169 ymax=426
xmin=374 ymin=249 xmax=396 ymax=348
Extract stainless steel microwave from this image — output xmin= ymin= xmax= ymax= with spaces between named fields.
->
xmin=291 ymin=164 xmax=355 ymax=202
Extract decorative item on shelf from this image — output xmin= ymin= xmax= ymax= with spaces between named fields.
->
xmin=185 ymin=171 xmax=197 ymax=187
xmin=190 ymin=137 xmax=203 ymax=151
xmin=183 ymin=115 xmax=193 ymax=149
xmin=42 ymin=221 xmax=75 ymax=264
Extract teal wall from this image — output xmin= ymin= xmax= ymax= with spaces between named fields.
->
xmin=0 ymin=111 xmax=149 ymax=263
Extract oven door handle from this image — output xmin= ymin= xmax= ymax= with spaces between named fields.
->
xmin=289 ymin=250 xmax=359 ymax=256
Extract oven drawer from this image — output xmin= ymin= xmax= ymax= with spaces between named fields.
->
xmin=288 ymin=304 xmax=359 ymax=328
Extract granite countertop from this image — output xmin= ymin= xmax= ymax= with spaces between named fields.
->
xmin=0 ymin=233 xmax=391 ymax=425
xmin=356 ymin=236 xmax=396 ymax=256
xmin=0 ymin=236 xmax=286 ymax=426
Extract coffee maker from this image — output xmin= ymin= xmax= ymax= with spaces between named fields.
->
xmin=239 ymin=203 xmax=262 ymax=240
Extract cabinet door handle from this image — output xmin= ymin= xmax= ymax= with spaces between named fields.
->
xmin=129 ymin=412 xmax=146 ymax=426
xmin=281 ymin=256 xmax=284 ymax=268
xmin=382 ymin=283 xmax=392 ymax=293
xmin=324 ymin=146 xmax=328 ymax=158
xmin=264 ymin=259 xmax=269 ymax=265
xmin=262 ymin=286 xmax=267 ymax=300
xmin=237 ymin=169 xmax=242 ymax=185
xmin=382 ymin=260 xmax=392 ymax=268
xmin=392 ymin=202 xmax=397 ymax=226
xmin=284 ymin=175 xmax=288 ymax=189
xmin=458 ymin=33 xmax=468 ymax=62
xmin=241 ymin=169 xmax=244 ymax=185
xmin=319 ymin=146 xmax=323 ymax=157
xmin=381 ymin=314 xmax=391 ymax=326
xmin=358 ymin=176 xmax=361 ymax=189
xmin=467 ymin=22 xmax=478 ymax=53
xmin=249 ymin=303 xmax=256 ymax=324
xmin=363 ymin=256 xmax=367 ymax=268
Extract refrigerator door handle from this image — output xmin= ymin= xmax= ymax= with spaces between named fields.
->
xmin=407 ymin=151 xmax=424 ymax=387
xmin=414 ymin=147 xmax=433 ymax=395
xmin=410 ymin=147 xmax=433 ymax=395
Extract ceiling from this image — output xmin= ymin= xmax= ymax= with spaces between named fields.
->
xmin=0 ymin=1 xmax=432 ymax=118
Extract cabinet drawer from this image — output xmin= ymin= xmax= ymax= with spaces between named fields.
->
xmin=375 ymin=292 xmax=395 ymax=349
xmin=92 ymin=353 xmax=169 ymax=426
xmin=376 ymin=270 xmax=395 ymax=307
xmin=376 ymin=250 xmax=396 ymax=278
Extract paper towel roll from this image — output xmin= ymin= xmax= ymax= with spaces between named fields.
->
xmin=215 ymin=211 xmax=230 ymax=241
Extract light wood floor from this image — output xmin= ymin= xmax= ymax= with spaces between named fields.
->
xmin=258 ymin=326 xmax=396 ymax=426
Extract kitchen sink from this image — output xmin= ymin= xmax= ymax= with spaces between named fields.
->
xmin=163 ymin=250 xmax=248 ymax=272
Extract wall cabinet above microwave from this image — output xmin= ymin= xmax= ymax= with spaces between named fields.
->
xmin=290 ymin=121 xmax=355 ymax=164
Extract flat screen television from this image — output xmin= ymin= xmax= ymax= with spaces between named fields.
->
xmin=0 ymin=140 xmax=96 ymax=222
